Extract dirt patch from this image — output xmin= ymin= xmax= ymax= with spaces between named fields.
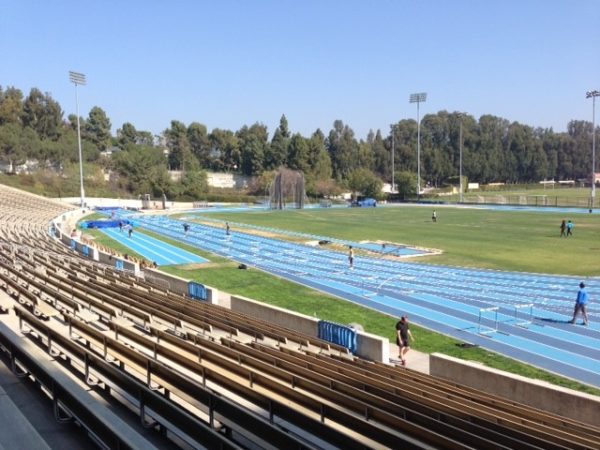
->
xmin=176 ymin=262 xmax=233 ymax=270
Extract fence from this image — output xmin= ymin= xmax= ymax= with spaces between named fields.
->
xmin=318 ymin=320 xmax=357 ymax=353
xmin=461 ymin=195 xmax=599 ymax=209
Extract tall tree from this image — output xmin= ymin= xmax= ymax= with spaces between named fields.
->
xmin=287 ymin=133 xmax=309 ymax=172
xmin=164 ymin=120 xmax=195 ymax=171
xmin=327 ymin=120 xmax=358 ymax=179
xmin=209 ymin=128 xmax=240 ymax=171
xmin=307 ymin=129 xmax=332 ymax=180
xmin=117 ymin=122 xmax=137 ymax=149
xmin=112 ymin=145 xmax=169 ymax=194
xmin=237 ymin=123 xmax=268 ymax=175
xmin=22 ymin=88 xmax=63 ymax=140
xmin=85 ymin=106 xmax=112 ymax=150
xmin=0 ymin=123 xmax=24 ymax=171
xmin=371 ymin=129 xmax=389 ymax=179
xmin=266 ymin=114 xmax=290 ymax=170
xmin=0 ymin=86 xmax=24 ymax=126
xmin=187 ymin=122 xmax=210 ymax=168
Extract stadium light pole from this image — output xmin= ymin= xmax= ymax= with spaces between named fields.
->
xmin=69 ymin=71 xmax=86 ymax=208
xmin=409 ymin=93 xmax=427 ymax=197
xmin=459 ymin=114 xmax=464 ymax=203
xmin=587 ymin=90 xmax=599 ymax=206
xmin=391 ymin=124 xmax=395 ymax=194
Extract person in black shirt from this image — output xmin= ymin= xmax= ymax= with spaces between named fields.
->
xmin=395 ymin=315 xmax=414 ymax=366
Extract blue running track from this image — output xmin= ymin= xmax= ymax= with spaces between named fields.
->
xmin=100 ymin=227 xmax=207 ymax=266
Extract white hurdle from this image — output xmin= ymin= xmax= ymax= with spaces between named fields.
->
xmin=513 ymin=303 xmax=534 ymax=328
xmin=478 ymin=306 xmax=499 ymax=335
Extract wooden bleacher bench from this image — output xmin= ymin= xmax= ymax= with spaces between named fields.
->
xmin=34 ymin=301 xmax=60 ymax=320
xmin=0 ymin=297 xmax=12 ymax=314
xmin=76 ymin=308 xmax=99 ymax=323
xmin=0 ymin=321 xmax=161 ymax=450
xmin=111 ymin=315 xmax=135 ymax=328
xmin=149 ymin=316 xmax=170 ymax=333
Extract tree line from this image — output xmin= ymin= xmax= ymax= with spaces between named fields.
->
xmin=0 ymin=84 xmax=596 ymax=199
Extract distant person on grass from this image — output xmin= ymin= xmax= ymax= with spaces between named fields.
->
xmin=566 ymin=220 xmax=574 ymax=236
xmin=570 ymin=282 xmax=589 ymax=326
xmin=432 ymin=210 xmax=437 ymax=222
xmin=396 ymin=315 xmax=415 ymax=366
xmin=559 ymin=220 xmax=566 ymax=237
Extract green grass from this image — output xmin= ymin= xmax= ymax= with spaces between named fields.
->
xmin=77 ymin=208 xmax=600 ymax=395
xmin=204 ymin=206 xmax=600 ymax=276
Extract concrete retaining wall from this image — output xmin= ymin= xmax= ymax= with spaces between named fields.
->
xmin=142 ymin=270 xmax=219 ymax=304
xmin=430 ymin=353 xmax=600 ymax=428
xmin=230 ymin=295 xmax=319 ymax=336
xmin=230 ymin=295 xmax=389 ymax=362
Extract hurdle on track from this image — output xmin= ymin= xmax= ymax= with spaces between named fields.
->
xmin=513 ymin=303 xmax=534 ymax=328
xmin=478 ymin=306 xmax=499 ymax=335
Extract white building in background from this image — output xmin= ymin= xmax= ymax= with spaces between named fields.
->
xmin=168 ymin=170 xmax=252 ymax=189
xmin=207 ymin=172 xmax=251 ymax=189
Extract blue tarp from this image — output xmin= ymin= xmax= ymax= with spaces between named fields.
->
xmin=84 ymin=219 xmax=131 ymax=229
xmin=188 ymin=282 xmax=207 ymax=300
xmin=318 ymin=320 xmax=357 ymax=354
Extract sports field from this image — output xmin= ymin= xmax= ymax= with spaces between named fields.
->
xmin=203 ymin=204 xmax=600 ymax=276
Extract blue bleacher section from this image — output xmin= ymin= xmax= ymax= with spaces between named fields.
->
xmin=188 ymin=282 xmax=208 ymax=300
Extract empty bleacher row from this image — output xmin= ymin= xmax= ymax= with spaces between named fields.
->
xmin=0 ymin=185 xmax=599 ymax=449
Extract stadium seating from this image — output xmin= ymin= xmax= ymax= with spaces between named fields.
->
xmin=0 ymin=183 xmax=599 ymax=449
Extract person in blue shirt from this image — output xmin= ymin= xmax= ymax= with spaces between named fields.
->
xmin=566 ymin=220 xmax=574 ymax=236
xmin=570 ymin=282 xmax=589 ymax=326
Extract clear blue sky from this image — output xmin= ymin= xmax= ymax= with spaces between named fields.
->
xmin=1 ymin=0 xmax=598 ymax=139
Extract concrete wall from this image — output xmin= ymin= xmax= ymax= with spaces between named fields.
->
xmin=230 ymin=295 xmax=319 ymax=336
xmin=230 ymin=295 xmax=389 ymax=362
xmin=142 ymin=270 xmax=219 ymax=304
xmin=430 ymin=353 xmax=600 ymax=428
xmin=143 ymin=269 xmax=188 ymax=295
xmin=59 ymin=197 xmax=144 ymax=209
xmin=356 ymin=330 xmax=389 ymax=364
